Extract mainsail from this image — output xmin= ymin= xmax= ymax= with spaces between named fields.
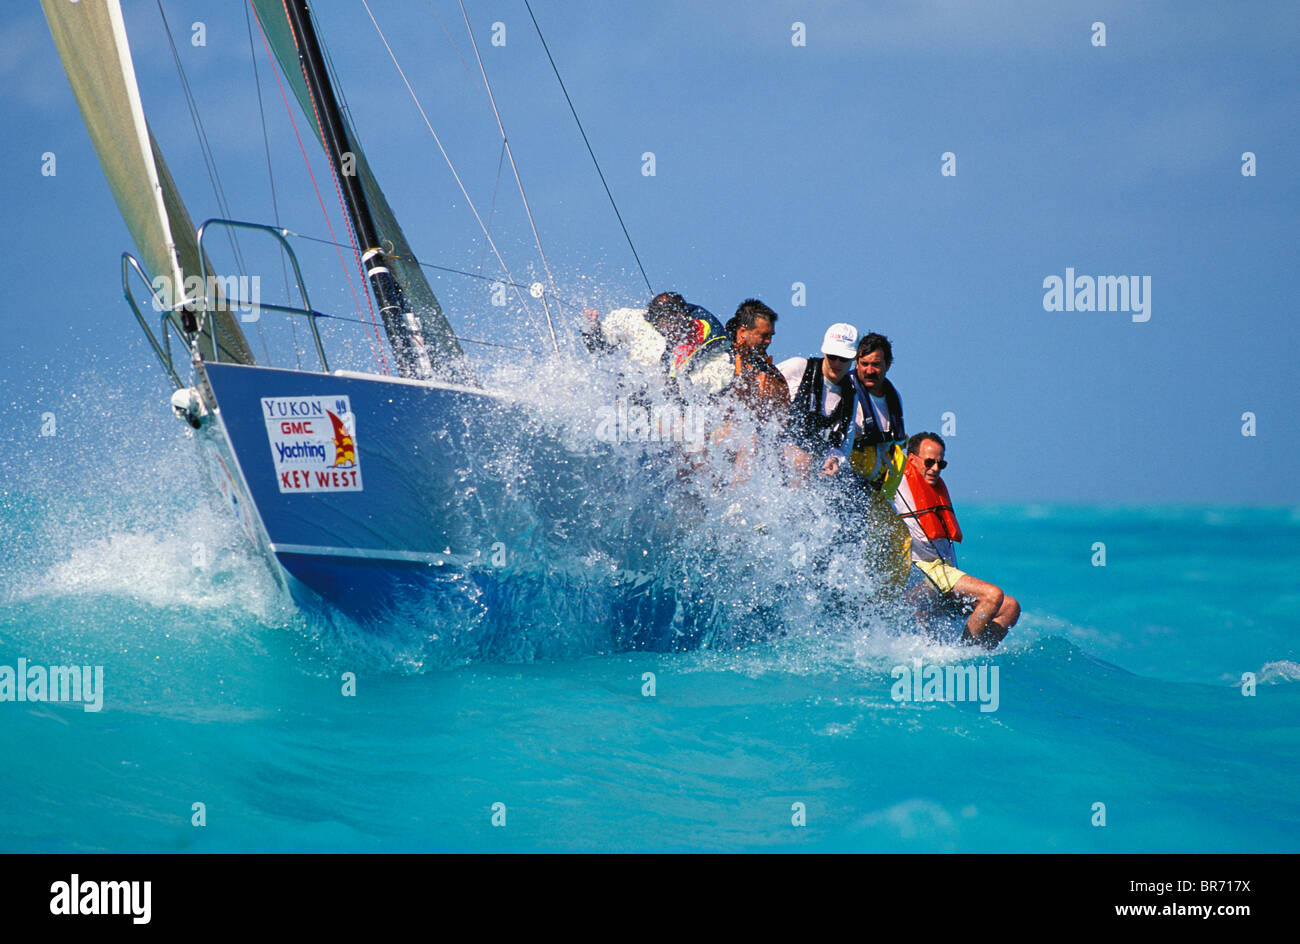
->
xmin=250 ymin=0 xmax=464 ymax=373
xmin=41 ymin=0 xmax=255 ymax=366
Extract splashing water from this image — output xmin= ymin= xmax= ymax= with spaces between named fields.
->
xmin=4 ymin=358 xmax=1298 ymax=853
xmin=3 ymin=344 xmax=973 ymax=672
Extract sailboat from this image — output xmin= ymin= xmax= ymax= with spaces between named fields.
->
xmin=42 ymin=0 xmax=622 ymax=624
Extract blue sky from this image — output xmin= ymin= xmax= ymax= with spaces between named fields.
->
xmin=4 ymin=0 xmax=1298 ymax=503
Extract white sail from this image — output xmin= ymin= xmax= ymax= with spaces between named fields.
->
xmin=42 ymin=0 xmax=254 ymax=365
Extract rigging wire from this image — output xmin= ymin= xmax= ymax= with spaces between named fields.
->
xmin=153 ymin=1 xmax=246 ymax=281
xmin=522 ymin=0 xmax=653 ymax=296
xmin=315 ymin=13 xmax=464 ymax=364
xmin=283 ymin=229 xmax=587 ymax=315
xmin=244 ymin=0 xmax=291 ymax=368
xmin=357 ymin=0 xmax=545 ymax=344
xmin=422 ymin=0 xmax=483 ymax=85
xmin=249 ymin=2 xmax=391 ymax=374
xmin=236 ymin=304 xmax=530 ymax=353
xmin=477 ymin=140 xmax=508 ymax=280
xmin=288 ymin=12 xmax=396 ymax=373
xmin=305 ymin=14 xmax=404 ymax=371
xmin=457 ymin=0 xmax=560 ymax=353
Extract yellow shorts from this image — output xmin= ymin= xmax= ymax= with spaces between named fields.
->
xmin=915 ymin=558 xmax=967 ymax=595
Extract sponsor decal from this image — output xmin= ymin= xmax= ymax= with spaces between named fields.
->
xmin=262 ymin=396 xmax=363 ymax=493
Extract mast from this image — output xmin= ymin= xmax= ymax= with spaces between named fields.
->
xmin=281 ymin=0 xmax=435 ymax=380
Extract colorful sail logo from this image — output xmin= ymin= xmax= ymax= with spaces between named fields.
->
xmin=327 ymin=410 xmax=356 ymax=468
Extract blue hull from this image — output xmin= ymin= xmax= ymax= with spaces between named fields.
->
xmin=200 ymin=362 xmax=551 ymax=616
xmin=197 ymin=361 xmax=694 ymax=641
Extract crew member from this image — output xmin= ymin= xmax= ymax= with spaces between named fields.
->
xmin=583 ymin=291 xmax=732 ymax=397
xmin=823 ymin=333 xmax=906 ymax=495
xmin=823 ymin=332 xmax=910 ymax=594
xmin=894 ymin=432 xmax=1020 ymax=648
xmin=724 ymin=299 xmax=790 ymax=424
xmin=777 ymin=322 xmax=857 ymax=478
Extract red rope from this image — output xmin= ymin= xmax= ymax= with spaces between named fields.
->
xmin=252 ymin=1 xmax=390 ymax=375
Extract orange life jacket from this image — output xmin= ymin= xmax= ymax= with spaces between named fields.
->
xmin=730 ymin=351 xmax=791 ymax=422
xmin=900 ymin=463 xmax=963 ymax=543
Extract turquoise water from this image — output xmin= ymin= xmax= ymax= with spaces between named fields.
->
xmin=3 ymin=473 xmax=1296 ymax=852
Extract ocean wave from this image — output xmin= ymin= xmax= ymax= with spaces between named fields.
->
xmin=1259 ymin=661 xmax=1300 ymax=683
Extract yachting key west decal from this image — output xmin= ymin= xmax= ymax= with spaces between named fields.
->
xmin=262 ymin=396 xmax=363 ymax=493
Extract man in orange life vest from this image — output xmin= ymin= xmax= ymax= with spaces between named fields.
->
xmin=698 ymin=299 xmax=793 ymax=484
xmin=724 ymin=299 xmax=791 ymax=423
xmin=893 ymin=432 xmax=1020 ymax=648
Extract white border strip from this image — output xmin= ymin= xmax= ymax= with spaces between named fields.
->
xmin=271 ymin=543 xmax=479 ymax=565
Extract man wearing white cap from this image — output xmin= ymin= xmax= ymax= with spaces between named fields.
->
xmin=776 ymin=323 xmax=859 ymax=478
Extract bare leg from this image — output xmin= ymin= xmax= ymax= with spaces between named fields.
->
xmin=994 ymin=595 xmax=1020 ymax=630
xmin=951 ymin=575 xmax=1015 ymax=649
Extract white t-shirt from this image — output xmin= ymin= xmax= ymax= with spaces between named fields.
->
xmin=597 ymin=307 xmax=732 ymax=395
xmin=776 ymin=356 xmax=846 ymax=416
xmin=867 ymin=393 xmax=890 ymax=431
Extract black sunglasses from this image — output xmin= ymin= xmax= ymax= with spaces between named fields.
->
xmin=924 ymin=458 xmax=947 ymax=470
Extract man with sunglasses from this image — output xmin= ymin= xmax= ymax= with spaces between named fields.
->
xmin=776 ymin=323 xmax=858 ymax=476
xmin=893 ymin=432 xmax=1019 ymax=648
